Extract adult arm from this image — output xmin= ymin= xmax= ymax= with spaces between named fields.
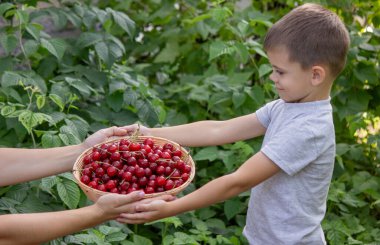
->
xmin=118 ymin=151 xmax=280 ymax=223
xmin=0 ymin=192 xmax=174 ymax=244
xmin=0 ymin=126 xmax=128 ymax=186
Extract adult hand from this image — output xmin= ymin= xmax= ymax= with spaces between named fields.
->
xmin=116 ymin=198 xmax=172 ymax=224
xmin=81 ymin=126 xmax=129 ymax=150
xmin=94 ymin=192 xmax=175 ymax=222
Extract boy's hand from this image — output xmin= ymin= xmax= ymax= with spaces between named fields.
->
xmin=116 ymin=198 xmax=173 ymax=224
xmin=122 ymin=123 xmax=151 ymax=136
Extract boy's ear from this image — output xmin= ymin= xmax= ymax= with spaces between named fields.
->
xmin=311 ymin=65 xmax=326 ymax=86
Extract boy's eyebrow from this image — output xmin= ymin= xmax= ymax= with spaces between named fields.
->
xmin=272 ymin=65 xmax=285 ymax=70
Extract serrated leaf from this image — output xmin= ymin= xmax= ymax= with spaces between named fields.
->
xmin=232 ymin=91 xmax=246 ymax=109
xmin=146 ymin=216 xmax=183 ymax=228
xmin=42 ymin=133 xmax=62 ymax=148
xmin=0 ymin=34 xmax=17 ymax=55
xmin=41 ymin=38 xmax=67 ymax=60
xmin=76 ymin=32 xmax=103 ymax=48
xmin=133 ymin=234 xmax=153 ymax=245
xmin=224 ymin=199 xmax=242 ymax=220
xmin=18 ymin=110 xmax=53 ymax=133
xmin=59 ymin=125 xmax=82 ymax=145
xmin=26 ymin=23 xmax=42 ymax=41
xmin=65 ymin=77 xmax=92 ymax=97
xmin=36 ymin=94 xmax=46 ymax=109
xmin=49 ymin=93 xmax=65 ymax=111
xmin=40 ymin=176 xmax=59 ymax=193
xmin=193 ymin=147 xmax=218 ymax=161
xmin=0 ymin=3 xmax=15 ymax=17
xmin=99 ymin=225 xmax=121 ymax=235
xmin=1 ymin=71 xmax=24 ymax=87
xmin=1 ymin=105 xmax=16 ymax=116
xmin=59 ymin=133 xmax=70 ymax=145
xmin=57 ymin=178 xmax=80 ymax=209
xmin=106 ymin=232 xmax=127 ymax=242
xmin=258 ymin=64 xmax=272 ymax=78
xmin=108 ymin=8 xmax=135 ymax=38
xmin=106 ymin=91 xmax=124 ymax=112
xmin=209 ymin=41 xmax=235 ymax=61
xmin=95 ymin=41 xmax=111 ymax=67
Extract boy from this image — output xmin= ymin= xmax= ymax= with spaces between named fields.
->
xmin=119 ymin=3 xmax=350 ymax=244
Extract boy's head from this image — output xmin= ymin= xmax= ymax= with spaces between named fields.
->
xmin=264 ymin=3 xmax=350 ymax=79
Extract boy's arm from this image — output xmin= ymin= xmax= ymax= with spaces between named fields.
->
xmin=118 ymin=151 xmax=280 ymax=223
xmin=129 ymin=113 xmax=266 ymax=147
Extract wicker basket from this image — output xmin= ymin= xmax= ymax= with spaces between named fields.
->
xmin=73 ymin=136 xmax=195 ymax=202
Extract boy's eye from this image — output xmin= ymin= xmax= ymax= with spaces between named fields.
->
xmin=275 ymin=70 xmax=284 ymax=75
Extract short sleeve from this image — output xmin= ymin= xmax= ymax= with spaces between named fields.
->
xmin=256 ymin=100 xmax=281 ymax=128
xmin=261 ymin=125 xmax=319 ymax=176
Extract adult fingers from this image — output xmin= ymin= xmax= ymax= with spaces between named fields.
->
xmin=101 ymin=126 xmax=128 ymax=138
xmin=112 ymin=191 xmax=145 ymax=207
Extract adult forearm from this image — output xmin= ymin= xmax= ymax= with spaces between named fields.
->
xmin=0 ymin=144 xmax=85 ymax=186
xmin=0 ymin=205 xmax=106 ymax=244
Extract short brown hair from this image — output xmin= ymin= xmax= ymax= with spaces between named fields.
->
xmin=263 ymin=3 xmax=350 ymax=78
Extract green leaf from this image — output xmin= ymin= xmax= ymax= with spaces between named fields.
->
xmin=193 ymin=147 xmax=218 ymax=161
xmin=1 ymin=71 xmax=24 ymax=87
xmin=0 ymin=3 xmax=15 ymax=17
xmin=258 ymin=64 xmax=272 ymax=78
xmin=49 ymin=93 xmax=65 ymax=111
xmin=36 ymin=94 xmax=46 ymax=109
xmin=40 ymin=176 xmax=59 ymax=195
xmin=108 ymin=8 xmax=135 ymax=38
xmin=106 ymin=232 xmax=127 ymax=242
xmin=1 ymin=105 xmax=16 ymax=116
xmin=147 ymin=217 xmax=183 ymax=228
xmin=106 ymin=91 xmax=124 ymax=112
xmin=26 ymin=23 xmax=43 ymax=41
xmin=0 ymin=34 xmax=17 ymax=55
xmin=95 ymin=41 xmax=112 ymax=67
xmin=209 ymin=41 xmax=235 ymax=61
xmin=154 ymin=40 xmax=179 ymax=63
xmin=41 ymin=38 xmax=67 ymax=60
xmin=57 ymin=178 xmax=80 ymax=209
xmin=99 ymin=225 xmax=121 ymax=235
xmin=65 ymin=77 xmax=92 ymax=97
xmin=23 ymin=40 xmax=39 ymax=57
xmin=76 ymin=32 xmax=103 ymax=48
xmin=18 ymin=110 xmax=53 ymax=133
xmin=224 ymin=199 xmax=242 ymax=220
xmin=133 ymin=234 xmax=153 ymax=245
xmin=232 ymin=91 xmax=246 ymax=109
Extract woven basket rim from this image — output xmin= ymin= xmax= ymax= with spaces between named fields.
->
xmin=73 ymin=135 xmax=195 ymax=200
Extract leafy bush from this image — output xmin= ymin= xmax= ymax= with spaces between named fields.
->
xmin=0 ymin=0 xmax=379 ymax=244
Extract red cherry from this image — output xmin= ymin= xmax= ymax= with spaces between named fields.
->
xmin=165 ymin=179 xmax=175 ymax=190
xmin=110 ymin=152 xmax=121 ymax=161
xmin=156 ymin=176 xmax=166 ymax=186
xmin=107 ymin=166 xmax=118 ymax=177
xmin=129 ymin=142 xmax=141 ymax=151
xmin=97 ymin=184 xmax=106 ymax=192
xmin=92 ymin=151 xmax=101 ymax=161
xmin=122 ymin=171 xmax=133 ymax=182
xmin=143 ymin=138 xmax=154 ymax=148
xmin=156 ymin=165 xmax=165 ymax=175
xmin=105 ymin=180 xmax=116 ymax=190
xmin=80 ymin=175 xmax=90 ymax=184
xmin=108 ymin=144 xmax=118 ymax=153
xmin=145 ymin=186 xmax=155 ymax=194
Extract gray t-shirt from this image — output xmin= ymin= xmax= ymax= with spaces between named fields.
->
xmin=243 ymin=98 xmax=335 ymax=245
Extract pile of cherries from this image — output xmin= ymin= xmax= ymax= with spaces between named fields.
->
xmin=79 ymin=137 xmax=192 ymax=195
